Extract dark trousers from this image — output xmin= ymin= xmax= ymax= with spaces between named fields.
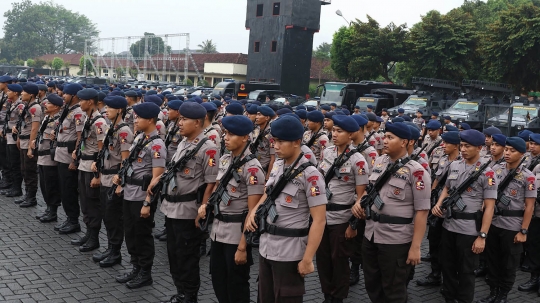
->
xmin=258 ymin=256 xmax=304 ymax=303
xmin=0 ymin=139 xmax=8 ymax=178
xmin=350 ymin=220 xmax=366 ymax=266
xmin=522 ymin=217 xmax=540 ymax=273
xmin=7 ymin=144 xmax=22 ymax=190
xmin=486 ymin=225 xmax=523 ymax=292
xmin=440 ymin=228 xmax=478 ymax=303
xmin=78 ymin=171 xmax=101 ymax=229
xmin=123 ymin=199 xmax=155 ymax=270
xmin=38 ymin=165 xmax=61 ymax=206
xmin=427 ymin=217 xmax=444 ymax=272
xmin=166 ymin=217 xmax=203 ymax=296
xmin=316 ymin=222 xmax=352 ymax=299
xmin=100 ymin=186 xmax=123 ymax=246
xmin=20 ymin=148 xmax=38 ymax=197
xmin=210 ymin=240 xmax=252 ymax=303
xmin=362 ymin=236 xmax=412 ymax=303
xmin=57 ymin=162 xmax=80 ymax=220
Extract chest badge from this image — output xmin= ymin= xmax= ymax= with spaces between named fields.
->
xmin=393 ymin=188 xmax=401 ymax=195
xmin=137 ymin=158 xmax=142 ymax=163
xmin=416 ymin=180 xmax=425 ymax=190
xmin=510 ymin=189 xmax=517 ymax=196
xmin=466 ymin=187 xmax=473 ymax=192
xmin=231 ymin=187 xmax=236 ymax=193
xmin=285 ymin=195 xmax=293 ymax=203
xmin=184 ymin=168 xmax=190 ymax=175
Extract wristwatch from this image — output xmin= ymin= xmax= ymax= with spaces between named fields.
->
xmin=143 ymin=201 xmax=151 ymax=207
xmin=520 ymin=229 xmax=528 ymax=235
xmin=478 ymin=232 xmax=487 ymax=239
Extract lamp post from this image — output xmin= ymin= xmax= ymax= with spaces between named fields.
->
xmin=335 ymin=10 xmax=351 ymax=25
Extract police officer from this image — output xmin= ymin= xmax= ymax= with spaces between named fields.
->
xmin=350 ymin=115 xmax=378 ymax=172
xmin=245 ymin=115 xmax=327 ymax=303
xmin=488 ymin=133 xmax=506 ymax=166
xmin=478 ymin=137 xmax=536 ymax=303
xmin=202 ymin=102 xmax=221 ymax=147
xmin=14 ymin=83 xmax=42 ymax=207
xmin=303 ymin=110 xmax=330 ymax=162
xmin=524 ymin=133 xmax=540 ymax=170
xmin=194 ymin=115 xmax=265 ymax=303
xmin=33 ymin=94 xmax=62 ymax=222
xmin=317 ymin=115 xmax=368 ymax=303
xmin=324 ymin=112 xmax=335 ymax=141
xmin=253 ymin=106 xmax=275 ymax=177
xmin=124 ymin=90 xmax=139 ymax=132
xmin=406 ymin=124 xmax=431 ymax=174
xmin=417 ymin=131 xmax=461 ymax=286
xmin=432 ymin=129 xmax=497 ymax=303
xmin=0 ymin=76 xmax=12 ymax=191
xmin=1 ymin=83 xmax=24 ymax=197
xmin=443 ymin=116 xmax=456 ymax=127
xmin=152 ymin=102 xmax=216 ymax=302
xmin=54 ymin=83 xmax=85 ymax=235
xmin=144 ymin=95 xmax=167 ymax=140
xmin=365 ymin=113 xmax=383 ymax=154
xmin=352 ymin=122 xmax=431 ymax=303
xmin=113 ymin=102 xmax=165 ymax=289
xmin=413 ymin=110 xmax=425 ymax=133
xmin=91 ymin=95 xmax=133 ymax=267
xmin=482 ymin=126 xmax=502 ymax=157
xmin=423 ymin=120 xmax=442 ymax=150
xmin=245 ymin=104 xmax=258 ymax=124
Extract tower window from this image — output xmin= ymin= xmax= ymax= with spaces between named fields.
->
xmin=256 ymin=4 xmax=263 ymax=17
xmin=271 ymin=41 xmax=277 ymax=52
xmin=254 ymin=41 xmax=260 ymax=53
xmin=273 ymin=3 xmax=280 ymax=15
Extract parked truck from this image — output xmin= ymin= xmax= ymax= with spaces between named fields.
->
xmin=17 ymin=68 xmax=51 ymax=79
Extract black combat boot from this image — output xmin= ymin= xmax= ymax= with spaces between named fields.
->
xmin=79 ymin=229 xmax=100 ymax=252
xmin=421 ymin=252 xmax=432 ymax=262
xmin=54 ymin=218 xmax=70 ymax=231
xmin=493 ymin=291 xmax=508 ymax=303
xmin=36 ymin=206 xmax=51 ymax=219
xmin=183 ymin=293 xmax=198 ymax=303
xmin=14 ymin=194 xmax=27 ymax=204
xmin=20 ymin=196 xmax=37 ymax=208
xmin=416 ymin=270 xmax=442 ymax=286
xmin=199 ymin=239 xmax=206 ymax=257
xmin=99 ymin=245 xmax=122 ymax=268
xmin=476 ymin=287 xmax=499 ymax=303
xmin=349 ymin=263 xmax=360 ymax=286
xmin=474 ymin=259 xmax=487 ymax=277
xmin=71 ymin=229 xmax=90 ymax=245
xmin=154 ymin=227 xmax=166 ymax=239
xmin=160 ymin=294 xmax=185 ymax=303
xmin=93 ymin=243 xmax=112 ymax=262
xmin=518 ymin=273 xmax=539 ymax=292
xmin=158 ymin=232 xmax=167 ymax=241
xmin=322 ymin=294 xmax=332 ymax=303
xmin=0 ymin=180 xmax=12 ymax=189
xmin=115 ymin=265 xmax=140 ymax=283
xmin=6 ymin=188 xmax=23 ymax=197
xmin=39 ymin=206 xmax=58 ymax=223
xmin=126 ymin=269 xmax=153 ymax=289
xmin=59 ymin=218 xmax=81 ymax=234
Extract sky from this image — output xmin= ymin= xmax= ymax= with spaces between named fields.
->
xmin=0 ymin=0 xmax=467 ymax=54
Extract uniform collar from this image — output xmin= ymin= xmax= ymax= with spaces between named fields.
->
xmin=187 ymin=131 xmax=206 ymax=146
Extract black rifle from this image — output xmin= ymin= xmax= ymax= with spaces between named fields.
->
xmin=434 ymin=160 xmax=492 ymax=222
xmin=95 ymin=114 xmax=120 ymax=174
xmin=305 ymin=125 xmax=323 ymax=148
xmin=74 ymin=113 xmax=102 ymax=167
xmin=1 ymin=99 xmax=12 ymax=141
xmin=250 ymin=122 xmax=269 ymax=154
xmin=527 ymin=156 xmax=540 ymax=171
xmin=49 ymin=99 xmax=77 ymax=152
xmin=411 ymin=142 xmax=428 ymax=162
xmin=428 ymin=169 xmax=450 ymax=227
xmin=495 ymin=157 xmax=526 ymax=214
xmin=13 ymin=103 xmax=29 ymax=141
xmin=324 ymin=147 xmax=358 ymax=200
xmin=32 ymin=116 xmax=50 ymax=157
xmin=245 ymin=153 xmax=310 ymax=246
xmin=356 ymin=132 xmax=375 ymax=154
xmin=149 ymin=138 xmax=208 ymax=204
xmin=164 ymin=118 xmax=179 ymax=148
xmin=199 ymin=142 xmax=253 ymax=231
xmin=426 ymin=139 xmax=443 ymax=158
xmin=351 ymin=157 xmax=410 ymax=229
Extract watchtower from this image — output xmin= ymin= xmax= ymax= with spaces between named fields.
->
xmin=245 ymin=0 xmax=329 ymax=96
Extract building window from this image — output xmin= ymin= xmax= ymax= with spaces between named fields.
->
xmin=254 ymin=41 xmax=260 ymax=53
xmin=256 ymin=4 xmax=263 ymax=17
xmin=271 ymin=41 xmax=277 ymax=52
xmin=103 ymin=69 xmax=108 ymax=73
xmin=273 ymin=3 xmax=280 ymax=15
xmin=270 ymin=79 xmax=275 ymax=83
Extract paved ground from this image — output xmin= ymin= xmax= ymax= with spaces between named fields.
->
xmin=0 ymin=192 xmax=539 ymax=303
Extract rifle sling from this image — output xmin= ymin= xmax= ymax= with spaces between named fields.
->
xmin=267 ymin=162 xmax=313 ymax=199
xmin=219 ymin=154 xmax=257 ymax=188
xmin=374 ymin=157 xmax=411 ymax=192
xmin=169 ymin=137 xmax=209 ymax=174
xmin=324 ymin=148 xmax=359 ymax=185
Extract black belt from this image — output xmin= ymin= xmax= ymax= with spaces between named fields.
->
xmin=164 ymin=192 xmax=198 ymax=203
xmin=80 ymin=154 xmax=96 ymax=161
xmin=18 ymin=135 xmax=30 ymax=140
xmin=452 ymin=212 xmax=479 ymax=220
xmin=326 ymin=203 xmax=353 ymax=211
xmin=101 ymin=168 xmax=119 ymax=175
xmin=497 ymin=209 xmax=524 ymax=217
xmin=215 ymin=213 xmax=244 ymax=223
xmin=369 ymin=212 xmax=413 ymax=224
xmin=57 ymin=141 xmax=77 ymax=148
xmin=266 ymin=224 xmax=309 ymax=237
xmin=5 ymin=129 xmax=11 ymax=134
xmin=38 ymin=150 xmax=51 ymax=156
xmin=125 ymin=176 xmax=144 ymax=186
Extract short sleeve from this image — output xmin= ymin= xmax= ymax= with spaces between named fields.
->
xmin=30 ymin=105 xmax=42 ymax=123
xmin=202 ymin=146 xmax=219 ymax=183
xmin=352 ymin=154 xmax=369 ymax=186
xmin=303 ymin=167 xmax=327 ymax=208
xmin=481 ymin=169 xmax=497 ymax=199
xmin=150 ymin=140 xmax=166 ymax=168
xmin=74 ymin=111 xmax=85 ymax=132
xmin=244 ymin=162 xmax=265 ymax=196
xmin=525 ymin=174 xmax=537 ymax=198
xmin=119 ymin=127 xmax=134 ymax=151
xmin=94 ymin=119 xmax=107 ymax=141
xmin=411 ymin=167 xmax=431 ymax=211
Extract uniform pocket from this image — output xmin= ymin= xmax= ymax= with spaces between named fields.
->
xmin=506 ymin=242 xmax=523 ymax=269
xmin=279 ymin=183 xmax=299 ymax=208
xmin=181 ymin=160 xmax=196 ymax=179
xmin=387 ymin=178 xmax=406 ymax=200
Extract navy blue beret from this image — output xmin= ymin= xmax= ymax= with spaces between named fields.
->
xmin=382 ymin=108 xmax=388 ymax=112
xmin=334 ymin=110 xmax=345 ymax=115
xmin=296 ymin=109 xmax=307 ymax=119
xmin=342 ymin=109 xmax=350 ymax=115
xmin=426 ymin=120 xmax=441 ymax=130
xmin=125 ymin=90 xmax=137 ymax=97
xmin=296 ymin=105 xmax=306 ymax=111
xmin=268 ymin=104 xmax=279 ymax=111
xmin=385 ymin=122 xmax=411 ymax=139
xmin=392 ymin=117 xmax=404 ymax=123
xmin=444 ymin=116 xmax=452 ymax=120
xmin=146 ymin=90 xmax=157 ymax=95
xmin=354 ymin=106 xmax=360 ymax=109
xmin=459 ymin=129 xmax=485 ymax=146
xmin=402 ymin=115 xmax=411 ymax=122
xmin=63 ymin=83 xmax=83 ymax=95
xmin=492 ymin=134 xmax=507 ymax=146
xmin=76 ymin=88 xmax=98 ymax=100
xmin=46 ymin=82 xmax=55 ymax=87
xmin=506 ymin=137 xmax=526 ymax=153
xmin=398 ymin=108 xmax=405 ymax=113
xmin=97 ymin=92 xmax=106 ymax=101
xmin=408 ymin=125 xmax=420 ymax=140
xmin=246 ymin=104 xmax=258 ymax=114
xmin=530 ymin=134 xmax=540 ymax=144
xmin=258 ymin=106 xmax=275 ymax=117
xmin=19 ymin=78 xmax=27 ymax=83
xmin=483 ymin=126 xmax=502 ymax=136
xmin=459 ymin=123 xmax=471 ymax=130
xmin=162 ymin=91 xmax=171 ymax=96
xmin=7 ymin=84 xmax=23 ymax=93
xmin=307 ymin=110 xmax=324 ymax=122
xmin=321 ymin=105 xmax=331 ymax=111
xmin=0 ymin=76 xmax=12 ymax=83
xmin=253 ymin=101 xmax=262 ymax=106
xmin=109 ymin=90 xmax=125 ymax=97
xmin=193 ymin=96 xmax=202 ymax=104
xmin=179 ymin=102 xmax=207 ymax=119
xmin=417 ymin=110 xmax=423 ymax=114
xmin=367 ymin=105 xmax=373 ymax=109
xmin=38 ymin=84 xmax=47 ymax=91
xmin=211 ymin=100 xmax=222 ymax=108
xmin=445 ymin=125 xmax=459 ymax=132
xmin=156 ymin=94 xmax=164 ymax=101
xmin=167 ymin=100 xmax=183 ymax=110
xmin=47 ymin=94 xmax=63 ymax=106
xmin=518 ymin=130 xmax=532 ymax=141
xmin=441 ymin=131 xmax=460 ymax=145
xmin=270 ymin=115 xmax=304 ymax=141
xmin=104 ymin=96 xmax=127 ymax=109
xmin=306 ymin=106 xmax=316 ymax=112
xmin=140 ymin=90 xmax=146 ymax=95
xmin=324 ymin=112 xmax=335 ymax=119
xmin=167 ymin=95 xmax=178 ymax=101
xmin=432 ymin=112 xmax=439 ymax=117
xmin=23 ymin=83 xmax=39 ymax=95
xmin=145 ymin=95 xmax=163 ymax=107
xmin=136 ymin=91 xmax=142 ymax=97
xmin=366 ymin=112 xmax=377 ymax=122
xmin=226 ymin=103 xmax=244 ymax=115
xmin=133 ymin=102 xmax=160 ymax=119
xmin=57 ymin=84 xmax=64 ymax=91
xmin=351 ymin=115 xmax=368 ymax=127
xmin=376 ymin=116 xmax=384 ymax=123
xmin=222 ymin=116 xmax=254 ymax=136
xmin=202 ymin=102 xmax=217 ymax=112
xmin=276 ymin=108 xmax=292 ymax=116
xmin=332 ymin=115 xmax=359 ymax=133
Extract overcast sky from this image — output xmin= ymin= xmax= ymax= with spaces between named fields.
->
xmin=0 ymin=0 xmax=466 ymax=53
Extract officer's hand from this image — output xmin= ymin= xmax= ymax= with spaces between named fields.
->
xmin=147 ymin=175 xmax=162 ymax=195
xmin=514 ymin=232 xmax=527 ymax=244
xmin=68 ymin=162 xmax=77 ymax=170
xmin=11 ymin=126 xmax=17 ymax=134
xmin=297 ymin=259 xmax=314 ymax=277
xmin=472 ymin=237 xmax=486 ymax=254
xmin=91 ymin=162 xmax=97 ymax=172
xmin=345 ymin=226 xmax=357 ymax=240
xmin=90 ymin=177 xmax=100 ymax=188
xmin=30 ymin=139 xmax=36 ymax=150
xmin=234 ymin=249 xmax=247 ymax=265
xmin=194 ymin=215 xmax=202 ymax=228
xmin=198 ymin=204 xmax=207 ymax=219
xmin=49 ymin=131 xmax=55 ymax=141
xmin=244 ymin=207 xmax=259 ymax=232
xmin=71 ymin=150 xmax=76 ymax=160
xmin=406 ymin=246 xmax=421 ymax=266
xmin=115 ymin=185 xmax=123 ymax=196
xmin=140 ymin=205 xmax=150 ymax=218
xmin=432 ymin=204 xmax=444 ymax=218
xmin=27 ymin=149 xmax=33 ymax=159
xmin=112 ymin=175 xmax=120 ymax=185
xmin=351 ymin=202 xmax=365 ymax=219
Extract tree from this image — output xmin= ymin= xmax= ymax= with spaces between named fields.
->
xmin=198 ymin=40 xmax=218 ymax=53
xmin=198 ymin=79 xmax=210 ymax=87
xmin=1 ymin=0 xmax=99 ymax=61
xmin=330 ymin=26 xmax=357 ymax=81
xmin=34 ymin=58 xmax=46 ymax=68
xmin=79 ymin=56 xmax=95 ymax=76
xmin=129 ymin=33 xmax=172 ymax=60
xmin=51 ymin=57 xmax=64 ymax=75
xmin=26 ymin=59 xmax=35 ymax=67
xmin=313 ymin=42 xmax=332 ymax=60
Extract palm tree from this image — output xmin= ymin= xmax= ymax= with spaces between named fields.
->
xmin=198 ymin=40 xmax=218 ymax=53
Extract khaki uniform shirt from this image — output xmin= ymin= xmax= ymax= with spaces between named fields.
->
xmin=442 ymin=158 xmax=497 ymax=236
xmin=364 ymin=155 xmax=431 ymax=244
xmin=371 ymin=130 xmax=384 ymax=150
xmin=300 ymin=145 xmax=318 ymax=166
xmin=210 ymin=149 xmax=265 ymax=245
xmin=413 ymin=117 xmax=425 ymax=132
xmin=78 ymin=111 xmax=107 ymax=173
xmin=0 ymin=92 xmax=8 ymax=124
xmin=204 ymin=125 xmax=221 ymax=150
xmin=319 ymin=146 xmax=369 ymax=225
xmin=302 ymin=129 xmax=330 ymax=162
xmin=124 ymin=106 xmax=135 ymax=132
xmin=531 ymin=164 xmax=540 ymax=217
xmin=37 ymin=114 xmax=59 ymax=167
xmin=259 ymin=156 xmax=327 ymax=262
xmin=100 ymin=122 xmax=133 ymax=187
xmin=160 ymin=132 xmax=218 ymax=219
xmin=6 ymin=100 xmax=22 ymax=145
xmin=156 ymin=120 xmax=166 ymax=141
xmin=353 ymin=142 xmax=378 ymax=172
xmin=480 ymin=145 xmax=491 ymax=158
xmin=19 ymin=101 xmax=43 ymax=150
xmin=55 ymin=104 xmax=85 ymax=164
xmin=165 ymin=122 xmax=182 ymax=163
xmin=255 ymin=126 xmax=274 ymax=171
xmin=491 ymin=164 xmax=536 ymax=231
